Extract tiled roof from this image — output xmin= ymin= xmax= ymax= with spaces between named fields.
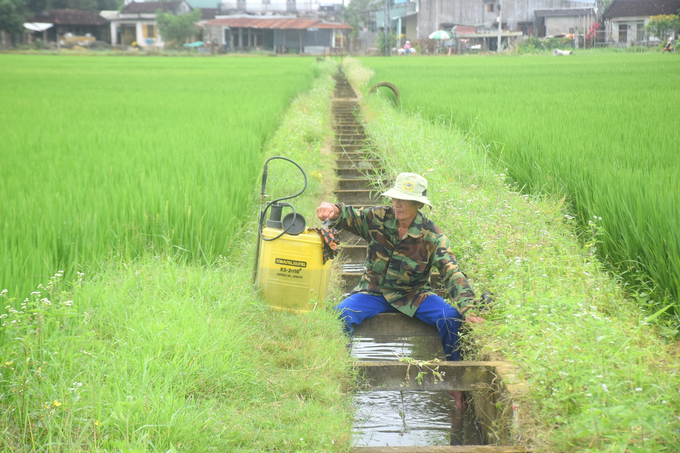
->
xmin=27 ymin=9 xmax=108 ymax=26
xmin=535 ymin=8 xmax=595 ymax=18
xmin=204 ymin=17 xmax=352 ymax=30
xmin=121 ymin=1 xmax=181 ymax=14
xmin=604 ymin=0 xmax=680 ymax=18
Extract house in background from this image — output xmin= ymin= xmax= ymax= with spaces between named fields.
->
xmin=202 ymin=16 xmax=352 ymax=53
xmin=109 ymin=1 xmax=193 ymax=48
xmin=603 ymin=0 xmax=680 ymax=46
xmin=416 ymin=0 xmax=594 ymax=40
xmin=534 ymin=7 xmax=596 ymax=37
xmin=24 ymin=9 xmax=110 ymax=43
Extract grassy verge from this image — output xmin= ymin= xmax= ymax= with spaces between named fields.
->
xmin=0 ymin=60 xmax=355 ymax=452
xmin=344 ymin=57 xmax=680 ymax=452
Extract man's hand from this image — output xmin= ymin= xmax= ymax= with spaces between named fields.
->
xmin=465 ymin=315 xmax=485 ymax=324
xmin=316 ymin=202 xmax=339 ymax=222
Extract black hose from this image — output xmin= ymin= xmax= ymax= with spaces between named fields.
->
xmin=258 ymin=156 xmax=307 ymax=242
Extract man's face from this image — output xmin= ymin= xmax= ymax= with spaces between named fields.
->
xmin=392 ymin=198 xmax=419 ymax=221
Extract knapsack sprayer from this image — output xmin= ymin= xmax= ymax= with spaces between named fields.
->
xmin=252 ymin=157 xmax=332 ymax=312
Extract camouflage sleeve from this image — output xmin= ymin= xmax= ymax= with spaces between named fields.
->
xmin=433 ymin=233 xmax=476 ymax=316
xmin=332 ymin=203 xmax=372 ymax=240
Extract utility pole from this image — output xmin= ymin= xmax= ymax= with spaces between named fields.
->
xmin=497 ymin=0 xmax=502 ymax=53
xmin=384 ymin=0 xmax=391 ymax=56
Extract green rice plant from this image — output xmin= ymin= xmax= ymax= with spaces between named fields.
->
xmin=0 ymin=55 xmax=316 ymax=306
xmin=359 ymin=54 xmax=680 ymax=315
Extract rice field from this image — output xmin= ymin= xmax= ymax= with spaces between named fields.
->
xmin=361 ymin=54 xmax=680 ymax=312
xmin=0 ymin=55 xmax=316 ymax=302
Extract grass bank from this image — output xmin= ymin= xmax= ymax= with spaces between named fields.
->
xmin=344 ymin=57 xmax=680 ymax=452
xmin=1 ymin=60 xmax=356 ymax=452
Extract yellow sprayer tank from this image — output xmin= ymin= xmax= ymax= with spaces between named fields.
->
xmin=257 ymin=227 xmax=332 ymax=313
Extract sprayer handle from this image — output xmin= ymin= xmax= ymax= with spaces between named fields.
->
xmin=260 ymin=165 xmax=268 ymax=196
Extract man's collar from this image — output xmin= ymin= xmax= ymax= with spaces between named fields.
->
xmin=407 ymin=211 xmax=424 ymax=238
xmin=385 ymin=210 xmax=424 ymax=238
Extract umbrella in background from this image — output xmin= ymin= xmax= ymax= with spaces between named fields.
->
xmin=24 ymin=22 xmax=53 ymax=32
xmin=428 ymin=30 xmax=451 ymax=40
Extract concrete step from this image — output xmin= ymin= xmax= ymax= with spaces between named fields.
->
xmin=335 ymin=159 xmax=380 ymax=170
xmin=354 ymin=313 xmax=438 ymax=337
xmin=332 ymin=144 xmax=368 ymax=153
xmin=332 ymin=99 xmax=357 ymax=105
xmin=332 ymin=109 xmax=358 ymax=115
xmin=336 ymin=132 xmax=366 ymax=138
xmin=335 ymin=127 xmax=365 ymax=135
xmin=335 ymin=122 xmax=364 ymax=128
xmin=333 ymin=189 xmax=383 ymax=205
xmin=334 ymin=119 xmax=362 ymax=124
xmin=339 ymin=244 xmax=367 ymax=262
xmin=336 ymin=151 xmax=369 ymax=161
xmin=337 ymin=139 xmax=368 ymax=146
xmin=339 ymin=229 xmax=366 ymax=244
xmin=337 ymin=178 xmax=385 ymax=191
xmin=353 ymin=448 xmax=529 ymax=453
xmin=356 ymin=360 xmax=504 ymax=392
xmin=335 ymin=168 xmax=380 ymax=180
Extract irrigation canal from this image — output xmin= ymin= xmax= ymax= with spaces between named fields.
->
xmin=331 ymin=71 xmax=529 ymax=453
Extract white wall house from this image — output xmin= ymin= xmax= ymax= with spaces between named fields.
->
xmin=109 ymin=1 xmax=192 ymax=48
xmin=603 ymin=0 xmax=680 ymax=46
xmin=534 ymin=8 xmax=596 ymax=37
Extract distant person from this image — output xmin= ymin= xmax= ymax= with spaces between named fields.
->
xmin=404 ymin=40 xmax=412 ymax=54
xmin=663 ymin=37 xmax=675 ymax=53
xmin=316 ymin=173 xmax=484 ymax=409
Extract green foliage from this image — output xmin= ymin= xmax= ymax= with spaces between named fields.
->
xmin=358 ymin=54 xmax=680 ymax=315
xmin=345 ymin=57 xmax=680 ymax=450
xmin=0 ymin=0 xmax=24 ymax=35
xmin=543 ymin=36 xmax=573 ymax=50
xmin=645 ymin=14 xmax=680 ymax=40
xmin=377 ymin=31 xmax=396 ymax=56
xmin=517 ymin=36 xmax=546 ymax=54
xmin=0 ymin=55 xmax=315 ymax=306
xmin=156 ymin=8 xmax=202 ymax=47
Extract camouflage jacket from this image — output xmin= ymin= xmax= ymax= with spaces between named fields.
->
xmin=333 ymin=204 xmax=476 ymax=317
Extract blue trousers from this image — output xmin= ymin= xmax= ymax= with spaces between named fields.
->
xmin=335 ymin=293 xmax=463 ymax=361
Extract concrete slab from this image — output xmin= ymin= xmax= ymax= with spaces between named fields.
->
xmin=351 ymin=446 xmax=530 ymax=452
xmin=356 ymin=361 xmax=505 ymax=392
xmin=354 ymin=313 xmax=439 ymax=337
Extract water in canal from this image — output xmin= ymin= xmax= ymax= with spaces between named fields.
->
xmin=351 ymin=335 xmax=484 ymax=447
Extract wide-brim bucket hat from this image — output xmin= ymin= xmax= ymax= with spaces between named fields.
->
xmin=381 ymin=172 xmax=432 ymax=207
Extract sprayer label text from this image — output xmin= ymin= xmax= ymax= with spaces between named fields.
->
xmin=275 ymin=258 xmax=307 ymax=268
